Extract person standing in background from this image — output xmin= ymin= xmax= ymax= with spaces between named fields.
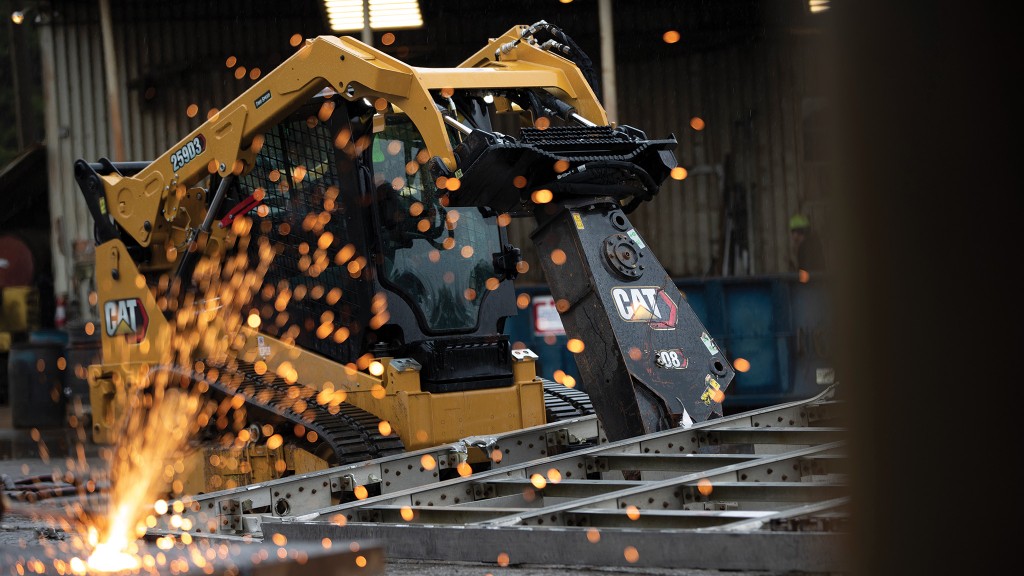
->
xmin=788 ymin=213 xmax=827 ymax=276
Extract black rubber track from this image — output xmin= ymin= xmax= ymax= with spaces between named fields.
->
xmin=169 ymin=363 xmax=585 ymax=463
xmin=542 ymin=379 xmax=595 ymax=422
xmin=191 ymin=360 xmax=405 ymax=466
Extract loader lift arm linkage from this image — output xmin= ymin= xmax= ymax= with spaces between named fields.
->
xmin=75 ymin=23 xmax=734 ymax=466
xmin=75 ymin=26 xmax=606 ymax=250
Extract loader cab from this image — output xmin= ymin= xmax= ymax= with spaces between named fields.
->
xmin=231 ymin=97 xmax=373 ymax=364
xmin=235 ymin=94 xmax=519 ymax=392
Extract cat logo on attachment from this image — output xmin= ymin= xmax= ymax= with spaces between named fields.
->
xmin=610 ymin=286 xmax=678 ymax=330
xmin=103 ymin=298 xmax=149 ymax=343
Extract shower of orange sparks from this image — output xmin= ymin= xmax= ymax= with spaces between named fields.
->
xmin=54 ymin=218 xmax=278 ymax=571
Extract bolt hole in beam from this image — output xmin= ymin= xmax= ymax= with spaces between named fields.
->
xmin=712 ymin=360 xmax=727 ymax=376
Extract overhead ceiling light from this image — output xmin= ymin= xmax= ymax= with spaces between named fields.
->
xmin=323 ymin=0 xmax=423 ymax=32
xmin=324 ymin=0 xmax=365 ymax=31
xmin=808 ymin=0 xmax=830 ymax=14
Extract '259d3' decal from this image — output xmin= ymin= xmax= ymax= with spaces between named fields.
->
xmin=170 ymin=134 xmax=206 ymax=172
xmin=104 ymin=298 xmax=149 ymax=343
xmin=611 ymin=286 xmax=678 ymax=330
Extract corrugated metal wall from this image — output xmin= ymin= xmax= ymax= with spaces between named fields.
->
xmin=40 ymin=0 xmax=325 ymax=299
xmin=502 ymin=1 xmax=833 ymax=282
xmin=39 ymin=0 xmax=832 ymax=298
xmin=614 ymin=38 xmax=833 ymax=278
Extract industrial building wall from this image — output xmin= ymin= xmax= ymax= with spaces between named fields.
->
xmin=506 ymin=36 xmax=833 ymax=282
xmin=620 ymin=37 xmax=832 ymax=278
xmin=38 ymin=0 xmax=325 ymax=308
xmin=467 ymin=0 xmax=834 ymax=283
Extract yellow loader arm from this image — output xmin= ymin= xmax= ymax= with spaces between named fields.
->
xmin=76 ymin=25 xmax=606 ymax=250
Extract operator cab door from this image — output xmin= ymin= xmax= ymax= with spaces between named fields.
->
xmin=369 ymin=113 xmax=507 ymax=335
xmin=364 ymin=102 xmax=519 ymax=392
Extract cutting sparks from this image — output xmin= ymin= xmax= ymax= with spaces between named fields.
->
xmin=58 ymin=222 xmax=275 ymax=570
xmin=85 ymin=543 xmax=142 ymax=573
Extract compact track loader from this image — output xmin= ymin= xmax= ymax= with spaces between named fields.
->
xmin=74 ymin=22 xmax=735 ymax=493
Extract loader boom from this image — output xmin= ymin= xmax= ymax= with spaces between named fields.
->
xmin=76 ymin=28 xmax=606 ymax=250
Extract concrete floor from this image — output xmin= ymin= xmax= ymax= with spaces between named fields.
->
xmin=0 ymin=403 xmax=786 ymax=576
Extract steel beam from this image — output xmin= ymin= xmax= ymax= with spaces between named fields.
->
xmin=266 ymin=521 xmax=849 ymax=572
xmin=172 ymin=386 xmax=842 ymax=542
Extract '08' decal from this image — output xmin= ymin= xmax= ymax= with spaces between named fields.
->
xmin=655 ymin=348 xmax=688 ymax=369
